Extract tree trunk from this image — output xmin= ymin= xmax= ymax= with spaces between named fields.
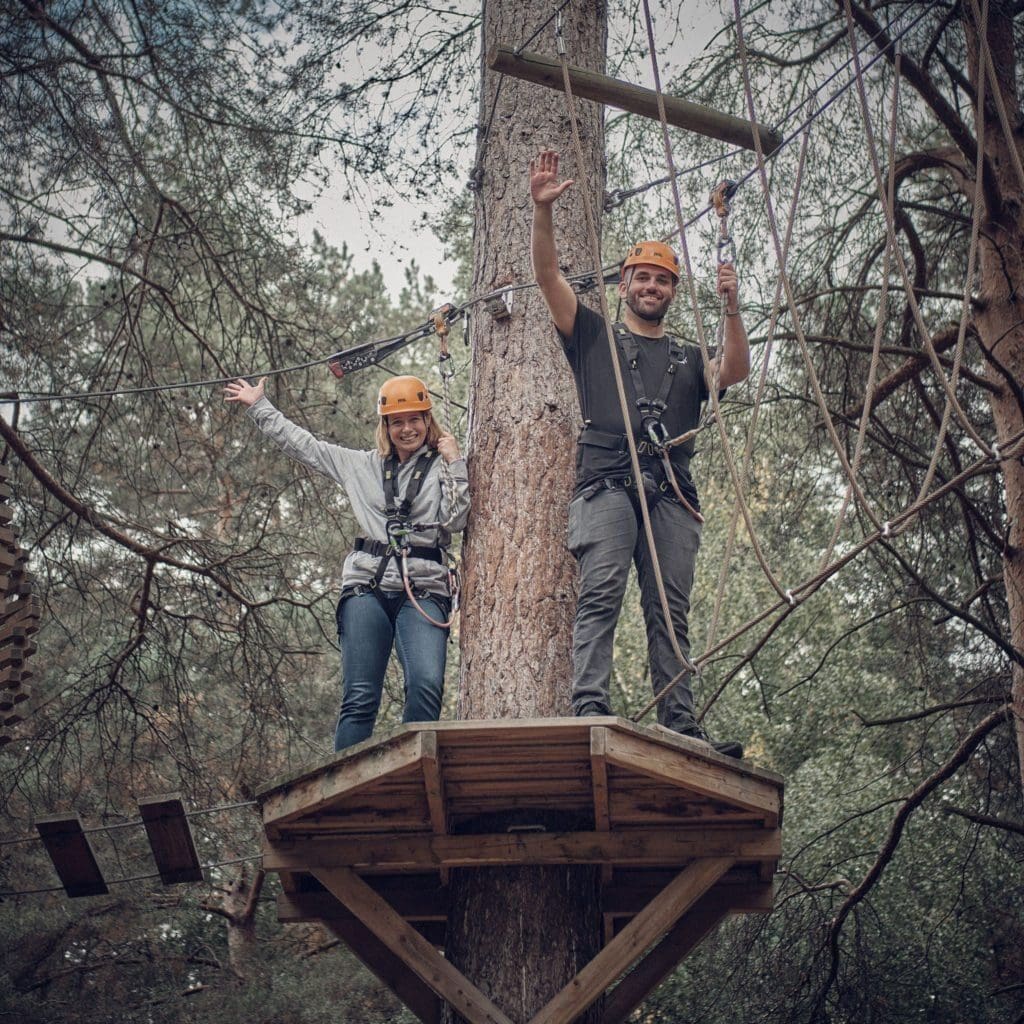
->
xmin=964 ymin=1 xmax=1024 ymax=791
xmin=445 ymin=0 xmax=608 ymax=1021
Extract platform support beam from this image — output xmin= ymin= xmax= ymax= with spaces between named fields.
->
xmin=525 ymin=858 xmax=734 ymax=1024
xmin=487 ymin=47 xmax=783 ymax=155
xmin=600 ymin=891 xmax=731 ymax=1024
xmin=312 ymin=866 xmax=515 ymax=1024
xmin=327 ymin=918 xmax=442 ymax=1024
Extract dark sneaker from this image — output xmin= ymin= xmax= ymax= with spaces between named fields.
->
xmin=575 ymin=702 xmax=612 ymax=718
xmin=674 ymin=725 xmax=743 ymax=759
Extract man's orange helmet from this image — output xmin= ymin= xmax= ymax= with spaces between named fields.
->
xmin=377 ymin=375 xmax=432 ymax=416
xmin=621 ymin=240 xmax=680 ymax=282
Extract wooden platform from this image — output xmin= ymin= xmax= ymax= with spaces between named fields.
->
xmin=258 ymin=718 xmax=783 ymax=1024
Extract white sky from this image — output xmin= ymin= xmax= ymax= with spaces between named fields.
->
xmin=294 ymin=2 xmax=726 ymax=298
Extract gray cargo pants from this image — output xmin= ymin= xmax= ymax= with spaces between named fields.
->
xmin=567 ymin=482 xmax=702 ymax=731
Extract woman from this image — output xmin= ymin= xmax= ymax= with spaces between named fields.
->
xmin=224 ymin=374 xmax=468 ymax=751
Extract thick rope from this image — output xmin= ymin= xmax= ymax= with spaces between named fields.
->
xmin=554 ymin=19 xmax=698 ymax=683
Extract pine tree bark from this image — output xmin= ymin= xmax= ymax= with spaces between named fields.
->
xmin=964 ymin=1 xmax=1024 ymax=791
xmin=445 ymin=0 xmax=608 ymax=1021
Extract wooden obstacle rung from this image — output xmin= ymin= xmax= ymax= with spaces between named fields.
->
xmin=139 ymin=794 xmax=204 ymax=884
xmin=488 ymin=46 xmax=783 ymax=156
xmin=35 ymin=814 xmax=109 ymax=897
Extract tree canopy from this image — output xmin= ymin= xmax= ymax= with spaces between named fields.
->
xmin=1 ymin=1 xmax=1022 ymax=1022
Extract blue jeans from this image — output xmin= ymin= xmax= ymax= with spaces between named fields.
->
xmin=334 ymin=591 xmax=448 ymax=751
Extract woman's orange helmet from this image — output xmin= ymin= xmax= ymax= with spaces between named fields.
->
xmin=377 ymin=375 xmax=432 ymax=416
xmin=621 ymin=241 xmax=680 ymax=281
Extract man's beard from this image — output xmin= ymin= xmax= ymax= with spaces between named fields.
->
xmin=626 ymin=292 xmax=672 ymax=322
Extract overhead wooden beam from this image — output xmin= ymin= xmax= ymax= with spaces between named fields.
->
xmin=35 ymin=814 xmax=109 ymax=897
xmin=312 ymin=867 xmax=515 ymax=1024
xmin=527 ymin=858 xmax=735 ymax=1024
xmin=264 ymin=827 xmax=781 ymax=873
xmin=488 ymin=47 xmax=783 ymax=156
xmin=138 ymin=794 xmax=204 ymax=884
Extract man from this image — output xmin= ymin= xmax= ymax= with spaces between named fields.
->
xmin=529 ymin=148 xmax=749 ymax=758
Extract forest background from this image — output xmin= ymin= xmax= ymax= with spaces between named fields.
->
xmin=1 ymin=0 xmax=1022 ymax=1022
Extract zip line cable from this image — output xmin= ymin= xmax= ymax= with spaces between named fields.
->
xmin=2 ymin=2 xmax=936 ymax=411
xmin=0 ymin=799 xmax=258 ymax=849
xmin=0 ymin=853 xmax=264 ymax=899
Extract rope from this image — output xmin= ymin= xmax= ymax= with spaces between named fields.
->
xmin=841 ymin=0 xmax=994 ymax=503
xmin=694 ymin=429 xmax=1024 ymax=719
xmin=706 ymin=128 xmax=812 ymax=653
xmin=819 ymin=44 xmax=901 ymax=568
xmin=554 ymin=16 xmax=698 ymax=686
xmin=640 ymin=0 xmax=790 ymax=610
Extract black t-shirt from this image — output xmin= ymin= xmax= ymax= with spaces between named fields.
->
xmin=558 ymin=302 xmax=712 ymax=503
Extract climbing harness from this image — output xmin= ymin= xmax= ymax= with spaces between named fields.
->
xmin=352 ymin=448 xmax=458 ymax=630
xmin=578 ymin=321 xmax=706 ymax=524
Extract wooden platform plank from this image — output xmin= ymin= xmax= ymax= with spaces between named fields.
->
xmin=264 ymin=828 xmax=781 ymax=873
xmin=604 ymin=729 xmax=780 ymax=826
xmin=261 ymin=732 xmax=430 ymax=829
xmin=312 ymin=867 xmax=514 ymax=1024
xmin=526 ymin=858 xmax=735 ymax=1024
xmin=420 ymin=731 xmax=447 ymax=835
xmin=591 ymin=728 xmax=611 ymax=832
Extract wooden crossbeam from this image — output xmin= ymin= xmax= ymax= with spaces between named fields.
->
xmin=139 ymin=794 xmax=204 ymax=884
xmin=278 ymin=875 xmax=448 ymax=922
xmin=312 ymin=867 xmax=514 ymax=1024
xmin=527 ymin=858 xmax=735 ymax=1024
xmin=264 ymin=827 xmax=781 ymax=873
xmin=35 ymin=814 xmax=109 ymax=897
xmin=488 ymin=47 xmax=783 ymax=155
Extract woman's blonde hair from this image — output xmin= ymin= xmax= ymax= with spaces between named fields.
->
xmin=375 ymin=411 xmax=443 ymax=458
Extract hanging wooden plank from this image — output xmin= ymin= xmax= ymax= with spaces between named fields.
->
xmin=138 ymin=794 xmax=204 ymax=884
xmin=488 ymin=47 xmax=783 ymax=155
xmin=35 ymin=813 xmax=109 ymax=897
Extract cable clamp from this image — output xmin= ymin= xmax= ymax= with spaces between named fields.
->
xmin=991 ymin=443 xmax=1001 ymax=461
xmin=881 ymin=521 xmax=891 ymax=538
xmin=785 ymin=589 xmax=797 ymax=607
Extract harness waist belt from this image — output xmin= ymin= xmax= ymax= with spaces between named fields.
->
xmin=354 ymin=537 xmax=443 ymax=563
xmin=578 ymin=427 xmax=680 ymax=459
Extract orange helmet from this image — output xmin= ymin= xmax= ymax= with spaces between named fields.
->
xmin=621 ymin=240 xmax=680 ymax=282
xmin=377 ymin=375 xmax=432 ymax=416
